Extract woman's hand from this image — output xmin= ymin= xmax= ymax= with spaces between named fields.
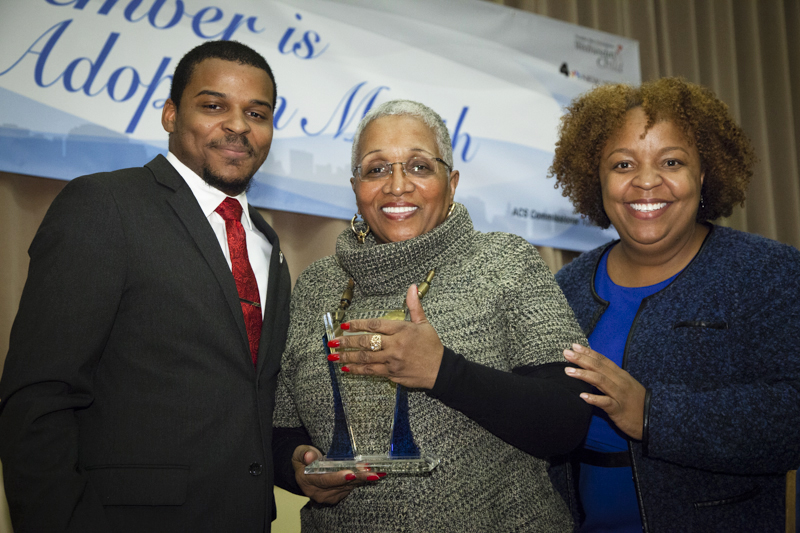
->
xmin=563 ymin=343 xmax=646 ymax=440
xmin=331 ymin=284 xmax=444 ymax=389
xmin=292 ymin=445 xmax=384 ymax=505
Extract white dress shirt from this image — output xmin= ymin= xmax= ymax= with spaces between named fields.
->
xmin=166 ymin=152 xmax=271 ymax=316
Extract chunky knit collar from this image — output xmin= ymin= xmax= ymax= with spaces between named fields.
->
xmin=335 ymin=202 xmax=475 ymax=296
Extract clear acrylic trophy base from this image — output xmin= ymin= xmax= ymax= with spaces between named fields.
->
xmin=305 ymin=453 xmax=440 ymax=474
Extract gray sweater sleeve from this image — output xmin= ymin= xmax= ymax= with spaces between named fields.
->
xmin=427 ymin=347 xmax=592 ymax=458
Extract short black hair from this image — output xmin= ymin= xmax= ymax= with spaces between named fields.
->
xmin=170 ymin=40 xmax=277 ymax=109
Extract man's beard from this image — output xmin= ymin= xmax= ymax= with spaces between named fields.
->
xmin=201 ymin=134 xmax=256 ymax=196
xmin=201 ymin=165 xmax=254 ymax=197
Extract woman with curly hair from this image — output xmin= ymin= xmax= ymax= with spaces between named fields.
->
xmin=548 ymin=77 xmax=800 ymax=532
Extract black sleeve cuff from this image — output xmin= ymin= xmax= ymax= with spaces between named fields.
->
xmin=272 ymin=426 xmax=313 ymax=495
xmin=429 ymin=347 xmax=461 ymax=398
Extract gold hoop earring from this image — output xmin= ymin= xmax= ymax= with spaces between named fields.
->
xmin=446 ymin=203 xmax=455 ymax=219
xmin=351 ymin=213 xmax=371 ymax=244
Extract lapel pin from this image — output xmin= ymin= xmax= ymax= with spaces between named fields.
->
xmin=279 ymin=251 xmax=284 ymax=264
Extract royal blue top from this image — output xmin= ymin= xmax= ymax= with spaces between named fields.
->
xmin=579 ymin=247 xmax=679 ymax=532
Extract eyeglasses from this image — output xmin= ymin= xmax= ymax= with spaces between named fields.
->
xmin=353 ymin=155 xmax=452 ymax=181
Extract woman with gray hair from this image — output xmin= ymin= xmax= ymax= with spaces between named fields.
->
xmin=272 ymin=100 xmax=591 ymax=532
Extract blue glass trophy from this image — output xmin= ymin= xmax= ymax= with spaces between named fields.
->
xmin=304 ymin=308 xmax=440 ymax=474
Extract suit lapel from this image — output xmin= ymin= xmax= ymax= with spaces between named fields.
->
xmin=250 ymin=207 xmax=289 ymax=376
xmin=147 ymin=156 xmax=251 ymax=361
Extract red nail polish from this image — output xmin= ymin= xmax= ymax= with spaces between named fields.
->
xmin=327 ymin=339 xmax=340 ymax=348
xmin=345 ymin=473 xmax=356 ymax=481
xmin=377 ymin=472 xmax=387 ymax=478
xmin=327 ymin=354 xmax=340 ymax=362
xmin=341 ymin=366 xmax=350 ymax=372
xmin=366 ymin=474 xmax=379 ymax=481
xmin=340 ymin=323 xmax=350 ymax=330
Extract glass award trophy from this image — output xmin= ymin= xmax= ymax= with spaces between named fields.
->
xmin=304 ymin=307 xmax=440 ymax=474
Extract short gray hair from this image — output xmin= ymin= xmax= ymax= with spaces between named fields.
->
xmin=350 ymin=99 xmax=454 ymax=173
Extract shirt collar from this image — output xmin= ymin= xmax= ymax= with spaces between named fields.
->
xmin=167 ymin=151 xmax=254 ymax=230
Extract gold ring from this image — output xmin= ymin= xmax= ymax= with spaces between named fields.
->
xmin=370 ymin=334 xmax=382 ymax=352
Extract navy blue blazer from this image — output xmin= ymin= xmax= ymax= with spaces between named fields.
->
xmin=551 ymin=224 xmax=800 ymax=532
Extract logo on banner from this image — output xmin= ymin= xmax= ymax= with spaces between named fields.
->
xmin=574 ymin=35 xmax=624 ymax=73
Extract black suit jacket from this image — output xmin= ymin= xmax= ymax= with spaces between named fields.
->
xmin=0 ymin=155 xmax=291 ymax=532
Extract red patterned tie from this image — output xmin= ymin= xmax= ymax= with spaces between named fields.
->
xmin=215 ymin=197 xmax=262 ymax=367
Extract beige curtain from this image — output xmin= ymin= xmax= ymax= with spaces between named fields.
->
xmin=1 ymin=1 xmax=799 ymax=531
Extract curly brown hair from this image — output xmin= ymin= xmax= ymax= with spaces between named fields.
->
xmin=548 ymin=77 xmax=756 ymax=228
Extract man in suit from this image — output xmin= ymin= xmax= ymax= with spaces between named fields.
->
xmin=0 ymin=40 xmax=291 ymax=532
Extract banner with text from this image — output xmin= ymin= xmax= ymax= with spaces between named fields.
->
xmin=0 ymin=0 xmax=639 ymax=250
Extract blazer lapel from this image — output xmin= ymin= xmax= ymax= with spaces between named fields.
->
xmin=147 ymin=156 xmax=251 ymax=361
